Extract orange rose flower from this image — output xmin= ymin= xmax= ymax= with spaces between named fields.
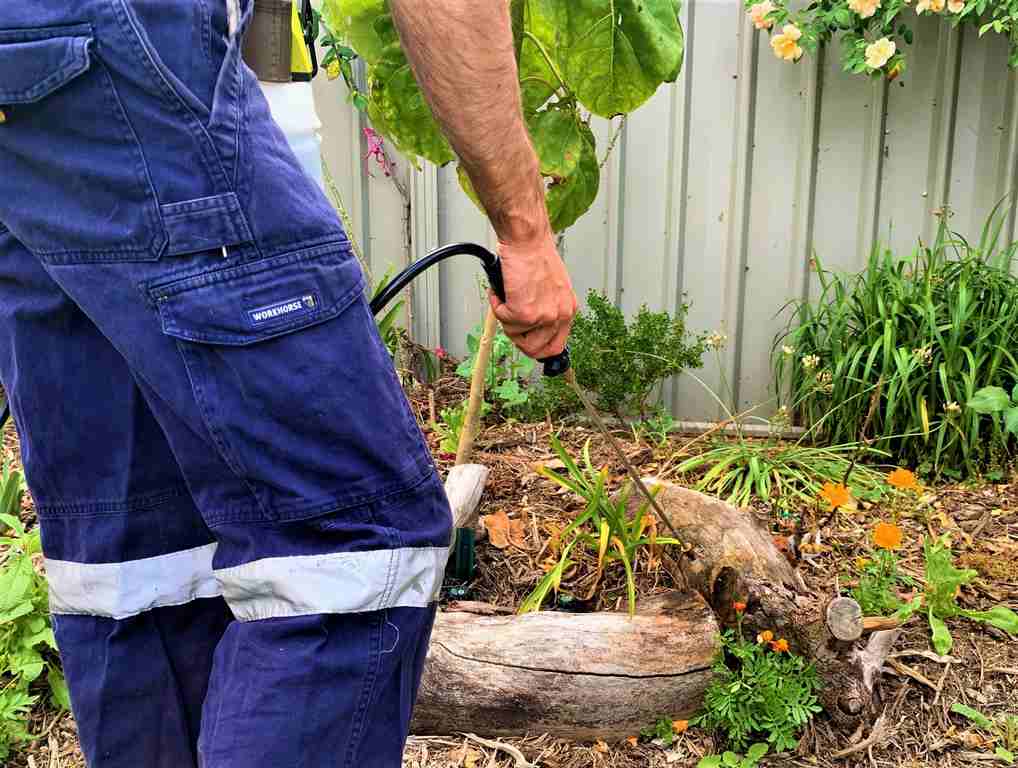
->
xmin=673 ymin=720 xmax=689 ymax=734
xmin=873 ymin=521 xmax=903 ymax=551
xmin=733 ymin=601 xmax=747 ymax=613
xmin=888 ymin=468 xmax=918 ymax=490
xmin=819 ymin=481 xmax=851 ymax=510
xmin=757 ymin=630 xmax=774 ymax=644
xmin=769 ymin=638 xmax=790 ymax=653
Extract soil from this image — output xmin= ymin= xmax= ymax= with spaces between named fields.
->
xmin=3 ymin=376 xmax=1017 ymax=768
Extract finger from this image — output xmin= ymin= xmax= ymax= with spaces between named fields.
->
xmin=532 ymin=319 xmax=571 ymax=360
xmin=516 ymin=324 xmax=557 ymax=359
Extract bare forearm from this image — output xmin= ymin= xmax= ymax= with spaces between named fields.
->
xmin=390 ymin=0 xmax=548 ymax=244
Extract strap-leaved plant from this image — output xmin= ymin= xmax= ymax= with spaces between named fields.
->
xmin=321 ymin=0 xmax=684 ymax=232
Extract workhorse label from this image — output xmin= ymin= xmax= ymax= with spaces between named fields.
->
xmin=247 ymin=294 xmax=318 ymax=326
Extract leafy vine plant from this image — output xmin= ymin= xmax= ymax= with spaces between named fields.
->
xmin=320 ymin=0 xmax=685 ymax=232
xmin=747 ymin=0 xmax=1018 ymax=78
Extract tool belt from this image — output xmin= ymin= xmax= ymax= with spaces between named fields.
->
xmin=242 ymin=0 xmax=318 ymax=82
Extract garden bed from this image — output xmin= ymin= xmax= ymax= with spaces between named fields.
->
xmin=3 ymin=378 xmax=1018 ymax=767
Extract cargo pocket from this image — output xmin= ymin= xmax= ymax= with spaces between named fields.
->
xmin=147 ymin=242 xmax=434 ymax=522
xmin=0 ymin=25 xmax=164 ymax=262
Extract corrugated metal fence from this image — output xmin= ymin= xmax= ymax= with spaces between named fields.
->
xmin=311 ymin=3 xmax=1018 ymax=421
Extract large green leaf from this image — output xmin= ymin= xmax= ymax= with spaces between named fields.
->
xmin=961 ymin=605 xmax=1018 ymax=635
xmin=525 ymin=0 xmax=684 ymax=117
xmin=456 ymin=106 xmax=600 ymax=232
xmin=366 ymin=37 xmax=455 ymax=167
xmin=968 ymin=385 xmax=1010 ymax=414
xmin=322 ymin=0 xmax=388 ymax=65
xmin=924 ymin=535 xmax=978 ymax=620
xmin=531 ymin=110 xmax=600 ymax=232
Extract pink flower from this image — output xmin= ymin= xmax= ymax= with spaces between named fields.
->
xmin=434 ymin=346 xmax=448 ymax=359
xmin=363 ymin=127 xmax=394 ymax=177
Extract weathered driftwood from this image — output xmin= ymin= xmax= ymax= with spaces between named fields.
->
xmin=411 ymin=592 xmax=719 ymax=741
xmin=629 ymin=480 xmax=900 ymax=726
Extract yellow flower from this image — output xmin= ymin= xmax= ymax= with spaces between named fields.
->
xmin=326 ymin=59 xmax=341 ymax=80
xmin=673 ymin=720 xmax=690 ymax=734
xmin=819 ymin=481 xmax=851 ymax=511
xmin=855 ymin=556 xmax=870 ymax=570
xmin=948 ymin=0 xmax=964 ymax=11
xmin=888 ymin=468 xmax=918 ymax=490
xmin=749 ymin=1 xmax=776 ymax=29
xmin=771 ymin=24 xmax=804 ymax=62
xmin=917 ymin=0 xmax=945 ymax=12
xmin=873 ymin=521 xmax=903 ymax=551
xmin=757 ymin=630 xmax=774 ymax=644
xmin=865 ymin=38 xmax=896 ymax=70
xmin=849 ymin=0 xmax=881 ymax=18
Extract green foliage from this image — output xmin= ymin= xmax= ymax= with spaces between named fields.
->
xmin=633 ymin=406 xmax=678 ymax=447
xmin=693 ymin=623 xmax=822 ymax=753
xmin=520 ymin=435 xmax=680 ymax=615
xmin=852 ymin=549 xmax=909 ymax=615
xmin=968 ymin=384 xmax=1018 ymax=438
xmin=776 ymin=205 xmax=1018 ymax=479
xmin=456 ymin=325 xmax=535 ymax=414
xmin=535 ymin=290 xmax=705 ymax=418
xmin=0 ymin=463 xmax=69 ymax=759
xmin=674 ymin=438 xmax=887 ymax=509
xmin=369 ymin=266 xmax=405 ymax=358
xmin=433 ymin=400 xmax=490 ymax=455
xmin=640 ymin=715 xmax=678 ymax=746
xmin=952 ymin=703 xmax=1018 ymax=764
xmin=698 ymin=743 xmax=770 ymax=768
xmin=894 ymin=535 xmax=1018 ymax=655
xmin=321 ymin=0 xmax=684 ymax=231
xmin=746 ymin=0 xmax=1018 ymax=79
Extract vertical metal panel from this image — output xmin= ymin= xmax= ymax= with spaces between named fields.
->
xmin=313 ymin=3 xmax=1018 ymax=421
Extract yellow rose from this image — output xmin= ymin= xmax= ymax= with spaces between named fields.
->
xmin=749 ymin=1 xmax=776 ymax=29
xmin=771 ymin=24 xmax=804 ymax=62
xmin=865 ymin=37 xmax=896 ymax=70
xmin=848 ymin=0 xmax=881 ymax=18
xmin=932 ymin=0 xmax=946 ymax=9
xmin=917 ymin=0 xmax=944 ymax=12
xmin=948 ymin=0 xmax=964 ymax=11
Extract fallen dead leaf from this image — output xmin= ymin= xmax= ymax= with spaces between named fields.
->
xmin=593 ymin=739 xmax=609 ymax=753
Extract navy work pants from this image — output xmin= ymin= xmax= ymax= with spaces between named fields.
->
xmin=0 ymin=2 xmax=452 ymax=765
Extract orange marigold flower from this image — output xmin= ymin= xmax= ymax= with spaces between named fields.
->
xmin=757 ymin=630 xmax=774 ymax=644
xmin=672 ymin=720 xmax=689 ymax=734
xmin=873 ymin=521 xmax=903 ymax=551
xmin=626 ymin=736 xmax=638 ymax=747
xmin=888 ymin=468 xmax=918 ymax=490
xmin=733 ymin=601 xmax=747 ymax=613
xmin=769 ymin=638 xmax=790 ymax=653
xmin=819 ymin=481 xmax=851 ymax=510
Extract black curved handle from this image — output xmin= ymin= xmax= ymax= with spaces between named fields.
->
xmin=371 ymin=242 xmax=570 ymax=378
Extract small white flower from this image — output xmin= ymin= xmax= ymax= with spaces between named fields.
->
xmin=801 ymin=354 xmax=820 ymax=370
xmin=782 ymin=345 xmax=795 ymax=357
xmin=913 ymin=346 xmax=933 ymax=365
xmin=706 ymin=331 xmax=729 ymax=351
xmin=945 ymin=401 xmax=961 ymax=414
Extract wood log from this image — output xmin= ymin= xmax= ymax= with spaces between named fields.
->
xmin=628 ymin=481 xmax=900 ymax=727
xmin=411 ymin=591 xmax=718 ymax=741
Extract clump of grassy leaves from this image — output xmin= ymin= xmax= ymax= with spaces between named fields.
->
xmin=0 ymin=463 xmax=69 ymax=759
xmin=776 ymin=202 xmax=1018 ymax=478
xmin=520 ymin=435 xmax=680 ymax=615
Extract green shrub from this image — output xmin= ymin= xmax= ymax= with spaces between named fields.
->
xmin=693 ymin=620 xmax=822 ymax=752
xmin=532 ymin=290 xmax=705 ymax=419
xmin=0 ymin=463 xmax=69 ymax=759
xmin=775 ymin=205 xmax=1018 ymax=478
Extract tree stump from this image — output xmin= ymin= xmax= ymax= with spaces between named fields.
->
xmin=629 ymin=480 xmax=901 ymax=725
